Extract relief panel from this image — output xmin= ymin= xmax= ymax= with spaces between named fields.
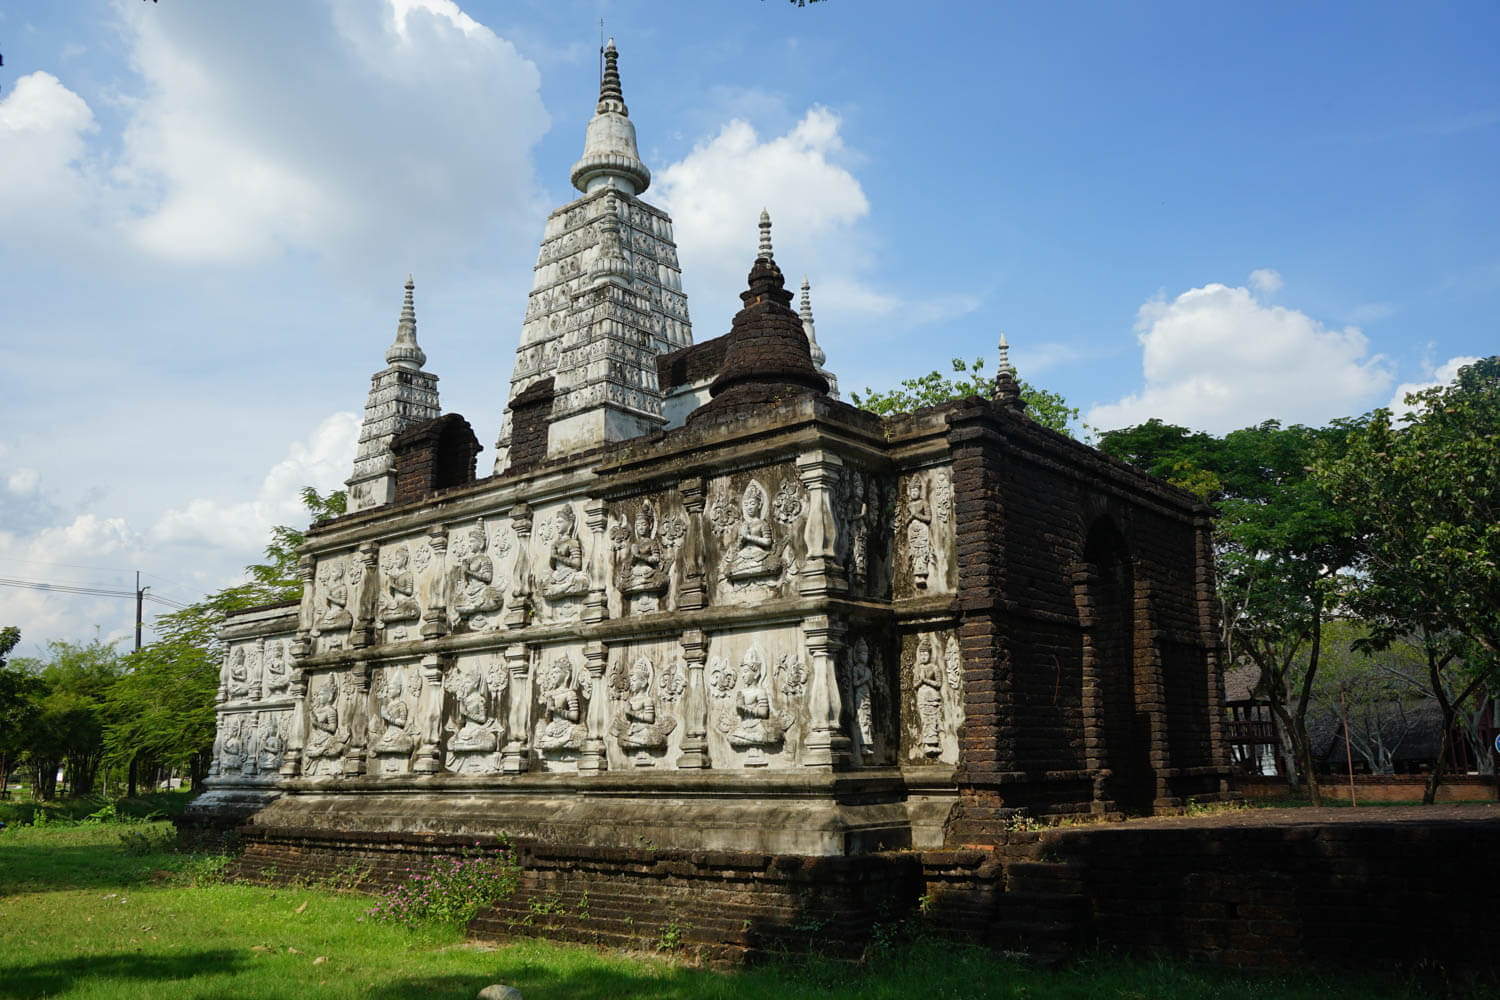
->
xmin=602 ymin=640 xmax=686 ymax=770
xmin=703 ymin=466 xmax=809 ymax=607
xmin=443 ymin=652 xmax=507 ymax=775
xmin=892 ymin=467 xmax=956 ymax=598
xmin=703 ymin=625 xmax=809 ymax=769
xmin=900 ymin=630 xmax=963 ymax=765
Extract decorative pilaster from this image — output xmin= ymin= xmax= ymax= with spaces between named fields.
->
xmin=505 ymin=505 xmax=534 ymax=629
xmin=577 ymin=641 xmax=609 ymax=773
xmin=677 ymin=628 xmax=710 ymax=769
xmin=280 ymin=666 xmax=307 ymax=778
xmin=802 ymin=615 xmax=850 ymax=769
xmin=796 ymin=451 xmax=848 ymax=597
xmin=677 ymin=477 xmax=707 ymax=611
xmin=500 ymin=644 xmax=531 ymax=774
xmin=421 ymin=525 xmax=449 ymax=639
xmin=412 ymin=654 xmax=446 ymax=775
xmin=583 ymin=500 xmax=609 ymax=624
xmin=342 ymin=660 xmax=370 ymax=777
xmin=292 ymin=554 xmax=317 ymax=658
xmin=252 ymin=638 xmax=267 ymax=701
xmin=350 ymin=542 xmax=380 ymax=649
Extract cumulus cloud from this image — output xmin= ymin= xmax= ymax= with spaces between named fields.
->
xmin=0 ymin=72 xmax=99 ymax=239
xmin=150 ymin=412 xmax=359 ymax=552
xmin=1087 ymin=275 xmax=1394 ymax=434
xmin=0 ymin=514 xmax=141 ymax=652
xmin=655 ymin=107 xmax=891 ymax=335
xmin=4 ymin=2 xmax=548 ymax=272
xmin=1387 ymin=355 xmax=1483 ymax=420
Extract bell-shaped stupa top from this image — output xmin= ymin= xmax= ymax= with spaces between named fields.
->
xmin=689 ymin=212 xmax=827 ymax=424
xmin=385 ymin=275 xmax=427 ymax=370
xmin=570 ymin=38 xmax=651 ymax=196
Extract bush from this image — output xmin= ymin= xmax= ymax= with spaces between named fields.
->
xmin=118 ymin=826 xmax=176 ymax=856
xmin=366 ymin=841 xmax=521 ymax=929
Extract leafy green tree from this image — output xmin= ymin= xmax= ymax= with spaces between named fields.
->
xmin=0 ymin=627 xmax=43 ymax=794
xmin=1314 ymin=356 xmax=1500 ymax=801
xmin=10 ymin=637 xmax=126 ymax=798
xmin=1309 ymin=622 xmax=1429 ymax=775
xmin=1097 ymin=419 xmax=1359 ymax=803
xmin=852 ymin=357 xmax=1080 ymax=436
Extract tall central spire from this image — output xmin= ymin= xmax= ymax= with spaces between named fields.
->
xmin=570 ymin=37 xmax=651 ymax=196
xmin=493 ymin=36 xmax=692 ymax=471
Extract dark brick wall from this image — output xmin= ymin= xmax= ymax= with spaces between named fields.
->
xmin=391 ymin=413 xmax=480 ymax=505
xmin=221 ymin=815 xmax=1500 ymax=976
xmin=506 ymin=377 xmax=554 ymax=474
xmin=945 ymin=398 xmax=1226 ymax=836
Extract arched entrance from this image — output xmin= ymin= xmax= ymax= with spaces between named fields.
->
xmin=1081 ymin=518 xmax=1155 ymax=814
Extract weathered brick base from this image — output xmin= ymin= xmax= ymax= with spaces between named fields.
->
xmin=214 ymin=809 xmax=1500 ymax=976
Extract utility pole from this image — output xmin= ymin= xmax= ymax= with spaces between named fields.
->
xmin=135 ymin=571 xmax=147 ymax=651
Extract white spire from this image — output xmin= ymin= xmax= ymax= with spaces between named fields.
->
xmin=758 ymin=208 xmax=773 ymax=260
xmin=570 ymin=37 xmax=651 ymax=195
xmin=998 ymin=333 xmax=1012 ymax=375
xmin=385 ymin=274 xmax=426 ymax=370
xmin=800 ymin=276 xmax=838 ymax=399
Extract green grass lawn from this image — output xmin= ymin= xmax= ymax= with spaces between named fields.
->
xmin=0 ymin=817 xmax=1456 ymax=999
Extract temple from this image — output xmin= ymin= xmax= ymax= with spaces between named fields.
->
xmin=186 ymin=40 xmax=1230 ymax=959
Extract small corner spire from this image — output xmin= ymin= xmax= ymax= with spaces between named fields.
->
xmin=597 ymin=36 xmax=628 ymax=116
xmin=758 ymin=208 xmax=773 ymax=261
xmin=991 ymin=331 xmax=1025 ymax=411
xmin=386 ymin=274 xmax=426 ymax=370
xmin=800 ymin=276 xmax=827 ymax=369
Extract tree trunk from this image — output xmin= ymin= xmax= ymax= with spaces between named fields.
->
xmin=128 ymin=755 xmax=138 ymax=799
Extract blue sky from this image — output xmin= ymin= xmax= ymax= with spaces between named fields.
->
xmin=1 ymin=0 xmax=1495 ymax=654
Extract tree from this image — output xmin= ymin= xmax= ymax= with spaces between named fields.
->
xmin=1309 ymin=622 xmax=1428 ymax=775
xmin=1097 ymin=419 xmax=1359 ymax=803
xmin=1314 ymin=356 xmax=1500 ymax=802
xmin=852 ymin=357 xmax=1080 ymax=436
xmin=10 ymin=637 xmax=126 ymax=798
xmin=0 ymin=627 xmax=42 ymax=795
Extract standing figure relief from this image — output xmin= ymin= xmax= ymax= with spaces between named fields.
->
xmin=913 ymin=638 xmax=943 ymax=756
xmin=904 ymin=475 xmax=933 ymax=589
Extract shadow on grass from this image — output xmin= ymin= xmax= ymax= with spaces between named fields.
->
xmin=3 ymin=949 xmax=247 ymax=999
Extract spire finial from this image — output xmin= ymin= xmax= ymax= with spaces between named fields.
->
xmin=386 ymin=274 xmax=426 ymax=369
xmin=758 ymin=208 xmax=773 ymax=261
xmin=597 ymin=35 xmax=627 ymax=116
xmin=997 ymin=332 xmax=1011 ymax=375
xmin=800 ymin=276 xmax=827 ymax=368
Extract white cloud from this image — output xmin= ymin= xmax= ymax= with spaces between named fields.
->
xmin=1087 ymin=275 xmax=1394 ymax=434
xmin=655 ymin=107 xmax=889 ymax=336
xmin=5 ymin=3 xmax=548 ymax=272
xmin=1387 ymin=355 xmax=1483 ymax=420
xmin=0 ymin=514 xmax=141 ymax=652
xmin=1248 ymin=268 xmax=1283 ymax=295
xmin=150 ymin=412 xmax=359 ymax=552
xmin=8 ymin=468 xmax=40 ymax=495
xmin=0 ymin=72 xmax=99 ymax=238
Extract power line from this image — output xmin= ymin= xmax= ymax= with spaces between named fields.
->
xmin=0 ymin=576 xmax=190 ymax=609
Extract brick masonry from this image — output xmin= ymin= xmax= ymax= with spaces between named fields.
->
xmin=219 ymin=808 xmax=1500 ymax=975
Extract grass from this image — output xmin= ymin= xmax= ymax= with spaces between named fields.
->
xmin=0 ymin=816 xmax=1471 ymax=999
